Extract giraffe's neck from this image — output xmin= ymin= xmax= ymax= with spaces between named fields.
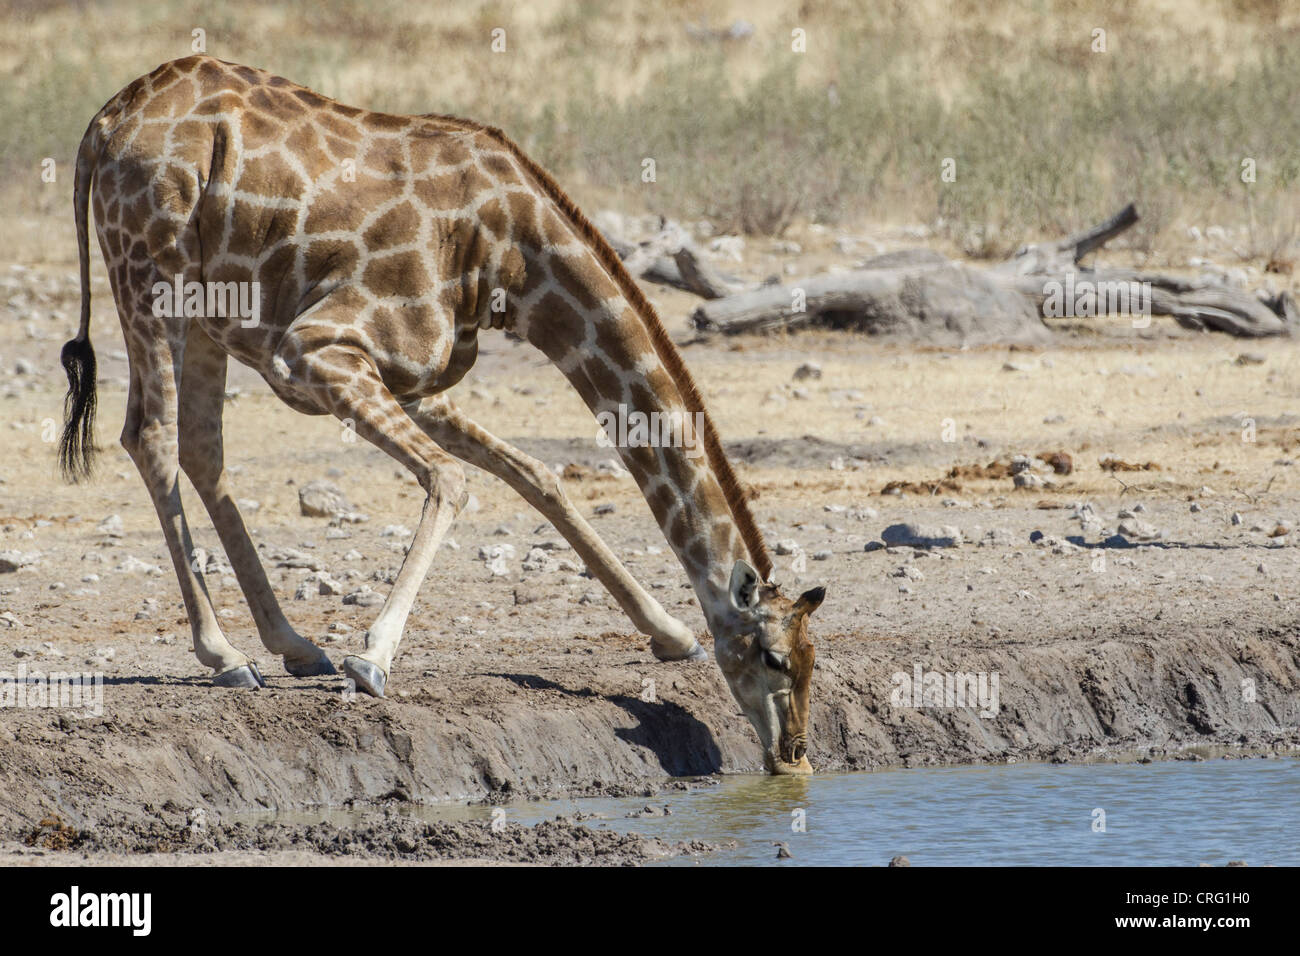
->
xmin=604 ymin=373 xmax=753 ymax=635
xmin=521 ymin=293 xmax=754 ymax=636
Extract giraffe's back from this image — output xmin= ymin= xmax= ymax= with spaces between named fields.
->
xmin=87 ymin=56 xmax=532 ymax=403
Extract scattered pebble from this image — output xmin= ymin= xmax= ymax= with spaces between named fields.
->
xmin=793 ymin=362 xmax=822 ymax=381
xmin=881 ymin=523 xmax=962 ymax=549
xmin=0 ymin=550 xmax=37 ymax=573
xmin=298 ymin=480 xmax=354 ymax=519
xmin=343 ymin=588 xmax=385 ymax=608
xmin=1117 ymin=518 xmax=1161 ymax=541
xmin=97 ymin=514 xmax=124 ymax=537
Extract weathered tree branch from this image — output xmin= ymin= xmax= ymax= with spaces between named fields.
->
xmin=602 ymin=219 xmax=740 ymax=299
xmin=688 ymin=203 xmax=1296 ymax=340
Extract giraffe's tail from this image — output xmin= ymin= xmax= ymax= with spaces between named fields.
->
xmin=59 ymin=115 xmax=103 ymax=483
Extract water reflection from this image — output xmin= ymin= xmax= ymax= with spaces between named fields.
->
xmin=235 ymin=756 xmax=1299 ymax=866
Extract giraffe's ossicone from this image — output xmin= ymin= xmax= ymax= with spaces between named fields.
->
xmin=60 ymin=56 xmax=826 ymax=774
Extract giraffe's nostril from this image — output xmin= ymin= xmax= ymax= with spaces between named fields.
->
xmin=793 ymin=740 xmax=806 ymax=761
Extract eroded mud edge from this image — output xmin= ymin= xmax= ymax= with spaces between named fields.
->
xmin=1 ymin=622 xmax=1297 ymax=861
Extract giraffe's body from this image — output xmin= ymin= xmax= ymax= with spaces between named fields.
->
xmin=63 ymin=57 xmax=823 ymax=773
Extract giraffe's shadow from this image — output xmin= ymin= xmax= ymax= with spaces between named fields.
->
xmin=486 ymin=672 xmax=724 ymax=777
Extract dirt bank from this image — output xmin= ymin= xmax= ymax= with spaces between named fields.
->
xmin=1 ymin=616 xmax=1297 ymax=856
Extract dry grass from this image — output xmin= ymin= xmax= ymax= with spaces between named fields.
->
xmin=1 ymin=0 xmax=1298 ymax=259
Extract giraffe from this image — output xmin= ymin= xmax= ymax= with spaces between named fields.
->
xmin=60 ymin=56 xmax=825 ymax=774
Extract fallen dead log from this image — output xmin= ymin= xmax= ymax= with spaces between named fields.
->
xmin=1004 ymin=269 xmax=1299 ymax=338
xmin=690 ymin=262 xmax=1049 ymax=345
xmin=689 ymin=203 xmax=1297 ymax=340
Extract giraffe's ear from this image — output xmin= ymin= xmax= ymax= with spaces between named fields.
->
xmin=729 ymin=559 xmax=761 ymax=612
xmin=794 ymin=586 xmax=826 ymax=617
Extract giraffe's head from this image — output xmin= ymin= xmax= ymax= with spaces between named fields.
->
xmin=714 ymin=559 xmax=824 ymax=775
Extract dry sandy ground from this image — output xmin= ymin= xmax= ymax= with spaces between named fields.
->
xmin=1 ymin=258 xmax=1298 ymax=864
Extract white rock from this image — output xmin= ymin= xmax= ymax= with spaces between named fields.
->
xmin=115 ymin=555 xmax=163 ymax=575
xmin=0 ymin=550 xmax=37 ymax=573
xmin=479 ymin=543 xmax=514 ymax=576
xmin=298 ymin=480 xmax=354 ymax=518
xmin=343 ymin=588 xmax=385 ymax=608
xmin=97 ymin=514 xmax=124 ymax=537
xmin=522 ymin=547 xmax=558 ymax=573
xmin=1117 ymin=518 xmax=1160 ymax=541
xmin=273 ymin=548 xmax=326 ymax=571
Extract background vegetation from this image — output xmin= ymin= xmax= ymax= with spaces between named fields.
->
xmin=2 ymin=0 xmax=1297 ymax=260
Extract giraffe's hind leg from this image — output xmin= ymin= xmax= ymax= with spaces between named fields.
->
xmin=406 ymin=395 xmax=705 ymax=661
xmin=116 ymin=286 xmax=263 ymax=688
xmin=177 ymin=324 xmax=335 ymax=678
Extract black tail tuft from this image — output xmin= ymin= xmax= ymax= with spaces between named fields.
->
xmin=59 ymin=336 xmax=98 ymax=482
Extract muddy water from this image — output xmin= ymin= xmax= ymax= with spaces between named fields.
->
xmin=245 ymin=756 xmax=1299 ymax=866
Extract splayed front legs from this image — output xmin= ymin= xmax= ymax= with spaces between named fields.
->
xmin=405 ymin=396 xmax=704 ymax=661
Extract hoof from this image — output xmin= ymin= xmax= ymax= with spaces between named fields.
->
xmin=343 ymin=656 xmax=387 ymax=698
xmin=213 ymin=662 xmax=265 ymax=689
xmin=284 ymin=652 xmax=337 ymax=677
xmin=652 ymin=639 xmax=709 ymax=663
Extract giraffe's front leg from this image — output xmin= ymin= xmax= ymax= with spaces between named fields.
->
xmin=405 ymin=396 xmax=706 ymax=663
xmin=344 ymin=483 xmax=462 ymax=696
xmin=271 ymin=331 xmax=466 ymax=697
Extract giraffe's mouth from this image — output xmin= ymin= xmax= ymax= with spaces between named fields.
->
xmin=766 ymin=733 xmax=813 ymax=775
xmin=764 ymin=751 xmax=814 ymax=775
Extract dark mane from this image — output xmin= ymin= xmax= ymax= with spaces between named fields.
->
xmin=432 ymin=114 xmax=773 ymax=580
